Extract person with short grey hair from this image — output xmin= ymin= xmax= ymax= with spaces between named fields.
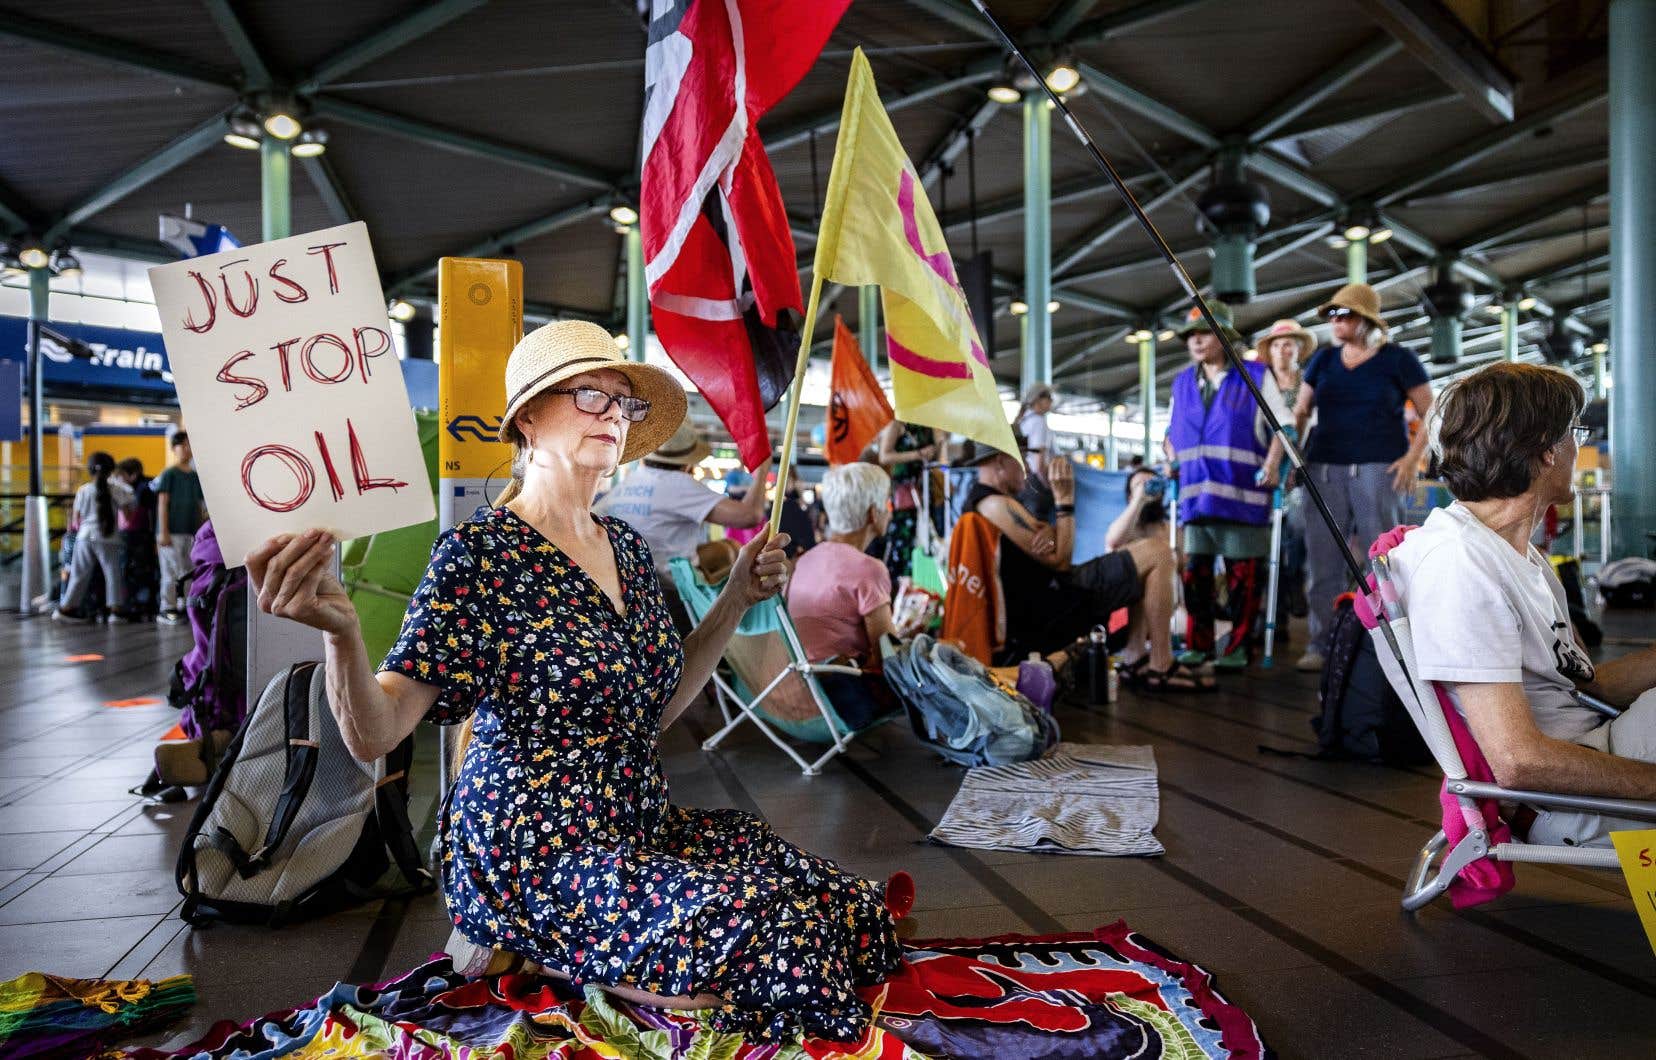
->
xmin=787 ymin=463 xmax=904 ymax=729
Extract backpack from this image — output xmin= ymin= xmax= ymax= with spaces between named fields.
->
xmin=1312 ymin=594 xmax=1431 ymax=766
xmin=883 ymin=634 xmax=1059 ymax=767
xmin=177 ymin=662 xmax=433 ymax=926
xmin=167 ymin=520 xmax=248 ymax=741
xmin=1598 ymin=557 xmax=1656 ymax=608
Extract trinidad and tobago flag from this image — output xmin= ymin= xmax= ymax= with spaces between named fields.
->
xmin=640 ymin=0 xmax=848 ymax=469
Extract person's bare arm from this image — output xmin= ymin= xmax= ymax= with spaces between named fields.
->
xmin=861 ymin=603 xmax=898 ymax=646
xmin=877 ymin=422 xmax=935 ymax=469
xmin=979 ymin=495 xmax=1072 ymax=572
xmin=247 ymin=531 xmax=437 ymax=761
xmin=1388 ymin=382 xmax=1435 ymax=492
xmin=1292 ymin=382 xmax=1315 ymax=442
xmin=1454 ymin=680 xmax=1656 ymax=799
xmin=707 ymin=457 xmax=773 ymax=529
xmin=1106 ymin=491 xmax=1147 ymax=551
xmin=156 ymin=490 xmax=171 ymax=545
xmin=661 ymin=531 xmax=791 ymax=731
xmin=1580 ymin=644 xmax=1656 ymax=709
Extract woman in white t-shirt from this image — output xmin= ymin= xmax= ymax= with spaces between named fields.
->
xmin=1013 ymin=383 xmax=1055 ymax=479
xmin=1389 ymin=363 xmax=1656 ymax=847
xmin=53 ymin=451 xmax=135 ymax=621
xmin=594 ymin=416 xmax=772 ymax=579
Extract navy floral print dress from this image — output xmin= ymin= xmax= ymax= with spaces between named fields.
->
xmin=382 ymin=506 xmax=904 ymax=1042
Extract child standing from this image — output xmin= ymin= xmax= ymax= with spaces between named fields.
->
xmin=53 ymin=452 xmax=134 ymax=622
xmin=154 ymin=431 xmax=206 ymax=624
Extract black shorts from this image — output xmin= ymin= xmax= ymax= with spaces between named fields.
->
xmin=1071 ymin=549 xmax=1143 ymax=614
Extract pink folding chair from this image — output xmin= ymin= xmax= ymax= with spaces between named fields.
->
xmin=1357 ymin=526 xmax=1656 ymax=911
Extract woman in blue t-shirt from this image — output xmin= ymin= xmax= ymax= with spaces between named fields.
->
xmin=1290 ymin=283 xmax=1434 ymax=672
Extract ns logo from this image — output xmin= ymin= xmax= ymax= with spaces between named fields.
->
xmin=446 ymin=414 xmax=503 ymax=444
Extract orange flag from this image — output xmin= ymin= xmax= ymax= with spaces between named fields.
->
xmin=826 ymin=313 xmax=894 ymax=465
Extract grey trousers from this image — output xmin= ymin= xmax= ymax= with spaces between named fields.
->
xmin=1305 ymin=462 xmax=1405 ymax=654
xmin=61 ymin=532 xmax=123 ymax=612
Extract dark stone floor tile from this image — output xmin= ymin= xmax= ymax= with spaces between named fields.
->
xmin=0 ymin=867 xmax=181 ymax=924
xmin=0 ymin=914 xmax=162 ymax=980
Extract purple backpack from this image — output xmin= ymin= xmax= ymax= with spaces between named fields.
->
xmin=167 ymin=520 xmax=249 ymax=739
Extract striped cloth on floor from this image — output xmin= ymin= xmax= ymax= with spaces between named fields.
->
xmin=929 ymin=742 xmax=1164 ymax=855
xmin=0 ymin=971 xmax=195 ymax=1059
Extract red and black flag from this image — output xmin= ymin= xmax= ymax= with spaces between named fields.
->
xmin=640 ymin=0 xmax=848 ymax=469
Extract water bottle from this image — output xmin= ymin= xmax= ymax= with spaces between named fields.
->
xmin=1017 ymin=652 xmax=1057 ymax=713
xmin=1086 ymin=625 xmax=1113 ymax=705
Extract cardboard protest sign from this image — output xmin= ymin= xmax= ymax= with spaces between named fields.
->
xmin=149 ymin=222 xmax=433 ymax=567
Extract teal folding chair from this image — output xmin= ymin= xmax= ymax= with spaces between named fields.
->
xmin=668 ymin=557 xmax=895 ymax=775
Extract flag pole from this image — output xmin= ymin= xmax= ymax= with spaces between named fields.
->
xmin=768 ymin=272 xmax=828 ymax=539
xmin=965 ymin=0 xmax=1369 ymax=592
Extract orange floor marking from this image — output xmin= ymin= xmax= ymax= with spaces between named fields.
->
xmin=104 ymin=696 xmax=163 ymax=708
xmin=64 ymin=653 xmax=105 ymax=662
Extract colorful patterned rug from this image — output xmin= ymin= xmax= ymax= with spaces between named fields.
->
xmin=117 ymin=922 xmax=1269 ymax=1059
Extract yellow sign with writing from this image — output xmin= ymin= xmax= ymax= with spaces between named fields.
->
xmin=437 ymin=258 xmax=522 ymax=527
xmin=1610 ymin=828 xmax=1656 ymax=957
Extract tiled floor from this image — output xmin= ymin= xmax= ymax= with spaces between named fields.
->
xmin=2 ymin=611 xmax=1653 ymax=1059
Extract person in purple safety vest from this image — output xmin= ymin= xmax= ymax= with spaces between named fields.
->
xmin=1163 ymin=301 xmax=1290 ymax=671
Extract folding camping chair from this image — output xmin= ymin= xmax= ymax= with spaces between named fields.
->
xmin=1356 ymin=529 xmax=1656 ymax=912
xmin=668 ymin=557 xmax=896 ymax=776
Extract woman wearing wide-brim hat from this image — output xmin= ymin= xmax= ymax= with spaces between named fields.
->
xmin=1290 ymin=283 xmax=1435 ymax=672
xmin=243 ymin=320 xmax=904 ymax=1041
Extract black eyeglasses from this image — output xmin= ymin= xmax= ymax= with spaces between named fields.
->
xmin=546 ymin=387 xmax=651 ymax=422
xmin=1569 ymin=424 xmax=1591 ymax=447
xmin=1324 ymin=307 xmax=1357 ymax=320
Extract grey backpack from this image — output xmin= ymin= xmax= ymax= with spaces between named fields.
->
xmin=177 ymin=662 xmax=433 ymax=926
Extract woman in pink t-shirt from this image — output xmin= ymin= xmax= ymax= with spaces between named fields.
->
xmin=787 ymin=463 xmax=903 ymax=729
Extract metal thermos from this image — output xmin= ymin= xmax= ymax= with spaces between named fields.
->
xmin=1086 ymin=625 xmax=1115 ymax=705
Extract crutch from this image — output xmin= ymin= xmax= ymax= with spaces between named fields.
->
xmin=1260 ymin=439 xmax=1296 ymax=668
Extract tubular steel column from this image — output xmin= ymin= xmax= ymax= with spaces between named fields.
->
xmin=1346 ymin=235 xmax=1368 ymax=285
xmin=625 ymin=224 xmax=647 ymax=362
xmin=1593 ymin=343 xmax=1607 ymax=399
xmin=1138 ymin=335 xmax=1155 ymax=460
xmin=1610 ymin=0 xmax=1655 ymax=559
xmin=1022 ymin=92 xmax=1052 ymax=386
xmin=859 ymin=285 xmax=881 ymax=370
xmin=247 ymin=133 xmax=319 ymax=707
xmin=1502 ymin=298 xmax=1518 ymax=362
xmin=1106 ymin=406 xmax=1118 ymax=468
xmin=260 ymin=135 xmax=290 ymax=241
xmin=19 ymin=267 xmax=50 ymax=611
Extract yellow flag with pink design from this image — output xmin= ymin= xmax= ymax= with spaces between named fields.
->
xmin=809 ymin=48 xmax=1020 ymax=461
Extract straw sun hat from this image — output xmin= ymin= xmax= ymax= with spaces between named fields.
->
xmin=1256 ymin=319 xmax=1317 ymax=361
xmin=1317 ymin=283 xmax=1385 ymax=330
xmin=648 ymin=415 xmax=713 ymax=468
xmin=498 ymin=320 xmax=686 ymax=464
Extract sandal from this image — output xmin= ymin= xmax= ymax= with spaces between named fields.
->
xmin=1123 ymin=658 xmax=1216 ymax=693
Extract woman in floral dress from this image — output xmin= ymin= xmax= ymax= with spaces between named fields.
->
xmin=245 ymin=321 xmax=904 ymax=1042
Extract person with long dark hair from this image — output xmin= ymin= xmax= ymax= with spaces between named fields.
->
xmin=54 ymin=451 xmax=134 ymax=621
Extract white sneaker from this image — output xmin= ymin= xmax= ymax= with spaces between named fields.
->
xmin=51 ymin=608 xmax=91 ymax=624
xmin=1295 ymin=650 xmax=1324 ymax=672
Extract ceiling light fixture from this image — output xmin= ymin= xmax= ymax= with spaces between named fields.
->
xmin=609 ymin=204 xmax=639 ymax=227
xmin=224 ymin=109 xmax=262 ymax=150
xmin=263 ymin=110 xmax=303 ymax=140
xmin=49 ymin=249 xmax=81 ymax=279
xmin=1518 ymin=295 xmax=1538 ymax=311
xmin=1047 ymin=300 xmax=1060 ymax=313
xmin=987 ymin=83 xmax=1020 ymax=104
xmin=1009 ymin=300 xmax=1029 ymax=316
xmin=291 ymin=128 xmax=328 ymax=158
xmin=1342 ymin=224 xmax=1371 ymax=242
xmin=18 ymin=243 xmax=49 ymax=270
xmin=1157 ymin=329 xmax=1176 ymax=342
xmin=1128 ymin=328 xmax=1154 ymax=343
xmin=1484 ymin=304 xmax=1505 ymax=316
xmin=1369 ymin=227 xmax=1393 ymax=245
xmin=1590 ymin=341 xmax=1608 ymax=355
xmin=1044 ymin=61 xmax=1081 ymax=95
xmin=387 ymin=299 xmax=417 ymax=323
xmin=1325 ymin=235 xmax=1349 ymax=249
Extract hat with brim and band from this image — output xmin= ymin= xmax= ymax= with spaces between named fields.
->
xmin=1317 ymin=282 xmax=1385 ymax=330
xmin=956 ymin=426 xmax=1028 ymax=467
xmin=648 ymin=415 xmax=713 ymax=468
xmin=1256 ymin=318 xmax=1317 ymax=361
xmin=498 ymin=320 xmax=686 ymax=464
xmin=1174 ymin=299 xmax=1243 ymax=345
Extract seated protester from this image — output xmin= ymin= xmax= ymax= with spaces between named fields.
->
xmin=787 ymin=464 xmax=904 ymax=730
xmin=595 ymin=415 xmax=773 ymax=626
xmin=959 ymin=434 xmax=1212 ymax=691
xmin=1105 ymin=467 xmax=1169 ymax=551
xmin=1390 ymin=363 xmax=1656 ymax=848
xmin=1163 ymin=302 xmax=1288 ymax=671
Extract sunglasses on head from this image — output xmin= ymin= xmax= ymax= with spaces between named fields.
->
xmin=547 ymin=386 xmax=651 ymax=422
xmin=1324 ymin=307 xmax=1358 ymax=320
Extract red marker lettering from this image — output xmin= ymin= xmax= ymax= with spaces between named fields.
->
xmin=314 ymin=430 xmax=346 ymax=501
xmin=215 ymin=351 xmax=268 ymax=410
xmin=300 ymin=333 xmax=354 ymax=384
xmin=270 ymin=337 xmax=299 ymax=392
xmin=352 ymin=326 xmax=392 ymax=382
xmin=219 ymin=260 xmax=258 ymax=318
xmin=182 ymin=271 xmax=217 ymax=334
xmin=348 ymin=418 xmax=408 ymax=494
xmin=241 ymin=444 xmax=315 ymax=513
xmin=305 ymin=241 xmax=348 ymax=295
xmin=268 ymin=259 xmax=308 ymax=303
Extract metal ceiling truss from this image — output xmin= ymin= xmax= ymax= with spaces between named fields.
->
xmin=0 ymin=12 xmax=238 ymax=91
xmin=762 ymin=59 xmax=1002 ymax=154
xmin=1051 ymin=166 xmax=1205 ymax=276
xmin=0 ymin=177 xmax=35 ymax=235
xmin=1458 ymin=183 xmax=1608 ymax=255
xmin=200 ymin=0 xmax=274 ymax=91
xmin=1355 ymin=0 xmax=1516 ymax=122
xmin=1246 ymin=36 xmax=1403 ymax=142
xmin=1477 ymin=220 xmax=1608 ymax=255
xmin=385 ymin=194 xmax=616 ymax=294
xmin=1398 ymin=148 xmax=1609 ymax=205
xmin=1265 ymin=87 xmax=1457 ymax=143
xmin=301 ymin=155 xmax=359 ymax=225
xmin=297 ymin=0 xmax=490 ymax=94
xmin=43 ymin=110 xmax=231 ymax=244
